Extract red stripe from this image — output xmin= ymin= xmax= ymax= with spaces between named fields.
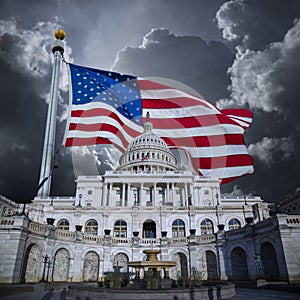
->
xmin=191 ymin=155 xmax=253 ymax=169
xmin=65 ymin=137 xmax=113 ymax=147
xmin=163 ymin=134 xmax=245 ymax=148
xmin=142 ymin=97 xmax=209 ymax=109
xmin=143 ymin=114 xmax=245 ymax=129
xmin=221 ymin=109 xmax=253 ymax=119
xmin=138 ymin=79 xmax=177 ymax=90
xmin=68 ymin=123 xmax=133 ymax=149
xmin=70 ymin=108 xmax=140 ymax=137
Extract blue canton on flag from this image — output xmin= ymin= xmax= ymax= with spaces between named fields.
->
xmin=69 ymin=64 xmax=143 ymax=124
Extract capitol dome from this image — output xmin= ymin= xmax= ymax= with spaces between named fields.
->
xmin=116 ymin=113 xmax=180 ymax=172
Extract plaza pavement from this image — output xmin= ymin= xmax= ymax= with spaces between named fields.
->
xmin=0 ymin=286 xmax=299 ymax=300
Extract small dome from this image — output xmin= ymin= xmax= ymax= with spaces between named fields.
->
xmin=116 ymin=112 xmax=180 ymax=172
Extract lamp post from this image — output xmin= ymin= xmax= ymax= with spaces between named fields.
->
xmin=40 ymin=255 xmax=49 ymax=282
xmin=253 ymin=254 xmax=260 ymax=279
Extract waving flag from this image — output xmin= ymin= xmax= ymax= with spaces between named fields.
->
xmin=64 ymin=63 xmax=254 ymax=184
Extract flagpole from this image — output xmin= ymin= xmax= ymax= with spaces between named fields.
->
xmin=37 ymin=29 xmax=65 ymax=197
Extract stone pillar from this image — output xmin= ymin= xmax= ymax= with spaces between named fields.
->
xmin=192 ymin=185 xmax=197 ymax=206
xmin=171 ymin=183 xmax=175 ymax=205
xmin=102 ymin=183 xmax=107 ymax=207
xmin=153 ymin=183 xmax=157 ymax=206
xmin=166 ymin=183 xmax=170 ymax=203
xmin=108 ymin=183 xmax=112 ymax=206
xmin=121 ymin=183 xmax=126 ymax=206
xmin=139 ymin=183 xmax=144 ymax=206
xmin=184 ymin=183 xmax=188 ymax=206
xmin=126 ymin=183 xmax=131 ymax=206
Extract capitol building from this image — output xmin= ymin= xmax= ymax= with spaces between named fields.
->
xmin=1 ymin=117 xmax=300 ymax=284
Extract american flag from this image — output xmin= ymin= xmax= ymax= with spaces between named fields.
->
xmin=64 ymin=63 xmax=254 ymax=184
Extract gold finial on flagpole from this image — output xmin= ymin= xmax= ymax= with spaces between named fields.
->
xmin=54 ymin=29 xmax=66 ymax=40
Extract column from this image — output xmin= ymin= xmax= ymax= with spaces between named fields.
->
xmin=139 ymin=183 xmax=144 ymax=206
xmin=108 ymin=183 xmax=112 ymax=206
xmin=192 ymin=185 xmax=197 ymax=206
xmin=166 ymin=183 xmax=170 ymax=203
xmin=121 ymin=183 xmax=126 ymax=207
xmin=171 ymin=183 xmax=175 ymax=205
xmin=153 ymin=183 xmax=157 ymax=206
xmin=184 ymin=183 xmax=188 ymax=206
xmin=101 ymin=183 xmax=107 ymax=207
xmin=126 ymin=183 xmax=131 ymax=206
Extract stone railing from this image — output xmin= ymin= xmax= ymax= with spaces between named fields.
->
xmin=112 ymin=237 xmax=131 ymax=245
xmin=195 ymin=234 xmax=215 ymax=243
xmin=140 ymin=238 xmax=160 ymax=245
xmin=55 ymin=229 xmax=76 ymax=240
xmin=83 ymin=234 xmax=104 ymax=243
xmin=169 ymin=236 xmax=188 ymax=244
xmin=29 ymin=221 xmax=48 ymax=235
xmin=0 ymin=217 xmax=15 ymax=226
xmin=285 ymin=216 xmax=300 ymax=225
xmin=253 ymin=218 xmax=276 ymax=232
xmin=224 ymin=227 xmax=247 ymax=239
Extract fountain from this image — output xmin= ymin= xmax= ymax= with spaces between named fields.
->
xmin=68 ymin=249 xmax=236 ymax=299
xmin=127 ymin=249 xmax=177 ymax=289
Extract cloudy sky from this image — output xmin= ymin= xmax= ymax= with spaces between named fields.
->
xmin=0 ymin=0 xmax=300 ymax=204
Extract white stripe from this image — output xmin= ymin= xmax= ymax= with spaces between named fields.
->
xmin=152 ymin=123 xmax=244 ymax=138
xmin=140 ymin=89 xmax=218 ymax=112
xmin=70 ymin=102 xmax=142 ymax=132
xmin=200 ymin=165 xmax=254 ymax=178
xmin=226 ymin=116 xmax=250 ymax=127
xmin=183 ymin=145 xmax=249 ymax=158
xmin=143 ymin=106 xmax=220 ymax=118
xmin=69 ymin=116 xmax=141 ymax=143
xmin=227 ymin=115 xmax=252 ymax=123
xmin=66 ymin=130 xmax=128 ymax=150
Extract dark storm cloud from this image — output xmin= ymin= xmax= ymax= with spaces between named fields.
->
xmin=113 ymin=28 xmax=234 ymax=102
xmin=215 ymin=0 xmax=300 ymax=201
xmin=1 ymin=0 xmax=300 ymax=204
xmin=0 ymin=19 xmax=74 ymax=202
xmin=216 ymin=0 xmax=300 ymax=51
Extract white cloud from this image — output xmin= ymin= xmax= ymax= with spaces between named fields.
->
xmin=228 ymin=19 xmax=300 ymax=116
xmin=248 ymin=136 xmax=294 ymax=166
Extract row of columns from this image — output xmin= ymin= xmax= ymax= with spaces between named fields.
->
xmin=101 ymin=182 xmax=192 ymax=207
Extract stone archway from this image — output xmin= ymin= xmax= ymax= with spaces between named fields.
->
xmin=230 ymin=247 xmax=249 ymax=280
xmin=52 ymin=248 xmax=70 ymax=282
xmin=21 ymin=244 xmax=42 ymax=283
xmin=170 ymin=252 xmax=188 ymax=280
xmin=113 ymin=253 xmax=129 ymax=273
xmin=206 ymin=250 xmax=218 ymax=280
xmin=260 ymin=242 xmax=279 ymax=280
xmin=83 ymin=251 xmax=99 ymax=281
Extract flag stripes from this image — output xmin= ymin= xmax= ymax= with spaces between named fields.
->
xmin=64 ymin=63 xmax=254 ymax=184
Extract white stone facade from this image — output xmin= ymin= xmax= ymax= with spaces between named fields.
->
xmin=0 ymin=120 xmax=300 ymax=284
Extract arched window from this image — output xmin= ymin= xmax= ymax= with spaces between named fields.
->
xmin=200 ymin=219 xmax=214 ymax=234
xmin=114 ymin=220 xmax=127 ymax=237
xmin=57 ymin=219 xmax=69 ymax=231
xmin=85 ymin=219 xmax=98 ymax=235
xmin=172 ymin=219 xmax=186 ymax=237
xmin=228 ymin=218 xmax=241 ymax=230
